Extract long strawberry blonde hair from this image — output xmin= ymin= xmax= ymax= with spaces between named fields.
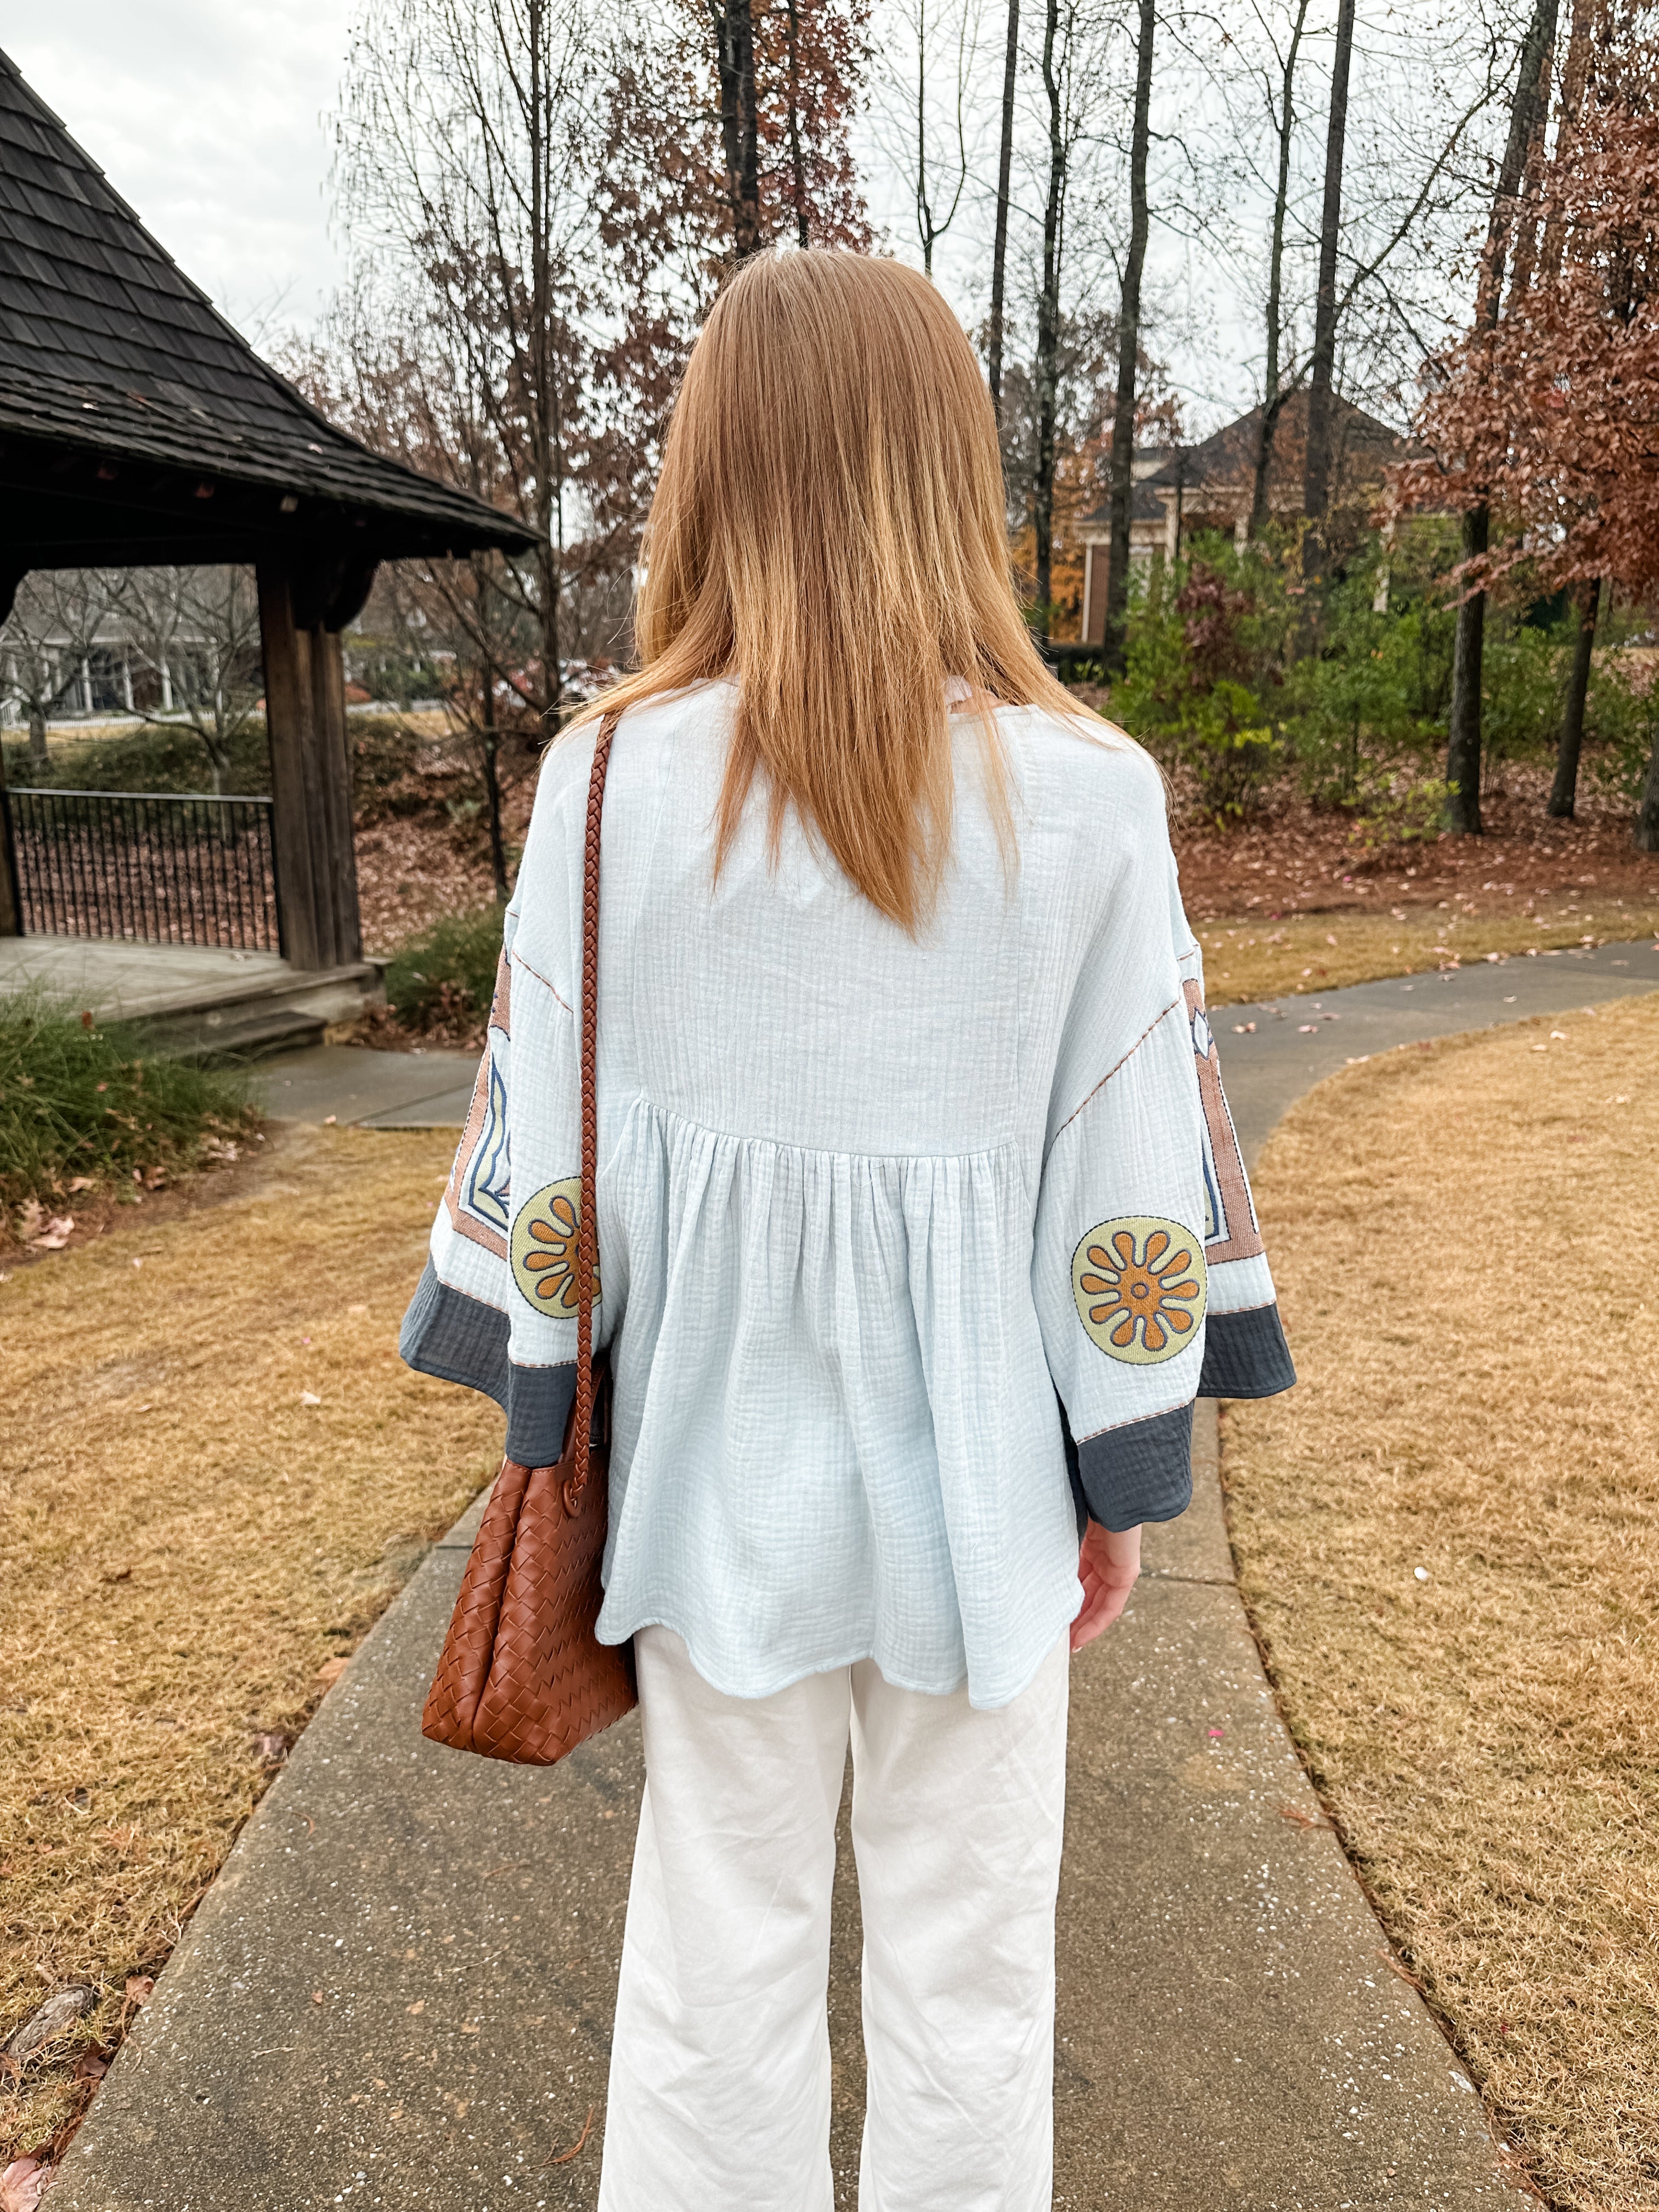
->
xmin=569 ymin=249 xmax=1086 ymax=931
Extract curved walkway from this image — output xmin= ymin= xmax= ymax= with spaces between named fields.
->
xmin=53 ymin=940 xmax=1659 ymax=2212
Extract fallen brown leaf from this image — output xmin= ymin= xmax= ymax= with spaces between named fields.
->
xmin=541 ymin=2106 xmax=595 ymax=2169
xmin=0 ymin=2155 xmax=49 ymax=2212
xmin=1278 ymin=1802 xmax=1336 ymax=1832
xmin=1377 ymin=1948 xmax=1424 ymax=1993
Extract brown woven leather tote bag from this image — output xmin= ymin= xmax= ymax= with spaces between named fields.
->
xmin=421 ymin=711 xmax=637 ymax=1764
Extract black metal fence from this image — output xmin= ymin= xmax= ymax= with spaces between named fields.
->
xmin=2 ymin=788 xmax=281 ymax=951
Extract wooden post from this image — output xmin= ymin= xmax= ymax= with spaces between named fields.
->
xmin=258 ymin=562 xmax=325 ymax=969
xmin=257 ymin=556 xmax=368 ymax=972
xmin=0 ymin=562 xmax=24 ymax=936
xmin=0 ymin=773 xmax=20 ymax=938
xmin=308 ymin=626 xmax=363 ymax=965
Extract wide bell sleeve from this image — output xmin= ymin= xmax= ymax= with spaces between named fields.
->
xmin=1032 ymin=779 xmax=1294 ymax=1533
xmin=398 ymin=751 xmax=596 ymax=1465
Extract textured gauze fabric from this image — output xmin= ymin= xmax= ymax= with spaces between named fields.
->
xmin=400 ymin=681 xmax=1294 ymax=1709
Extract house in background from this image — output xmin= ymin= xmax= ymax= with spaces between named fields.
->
xmin=1075 ymin=394 xmax=1411 ymax=644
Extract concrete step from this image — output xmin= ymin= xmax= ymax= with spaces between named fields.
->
xmin=136 ymin=961 xmax=384 ymax=1061
xmin=179 ymin=1001 xmax=330 ymax=1059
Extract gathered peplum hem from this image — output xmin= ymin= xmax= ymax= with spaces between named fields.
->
xmin=591 ymin=1095 xmax=1085 ymax=1711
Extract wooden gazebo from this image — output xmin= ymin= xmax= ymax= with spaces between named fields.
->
xmin=0 ymin=47 xmax=534 ymax=971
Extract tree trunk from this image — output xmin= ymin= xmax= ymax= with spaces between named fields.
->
xmin=1250 ymin=0 xmax=1311 ymax=539
xmin=1441 ymin=0 xmax=1559 ymax=834
xmin=714 ymin=0 xmax=762 ymax=259
xmin=1301 ymin=0 xmax=1357 ymax=566
xmin=915 ymin=0 xmax=935 ymax=274
xmin=525 ymin=2 xmax=563 ymax=723
xmin=1548 ymin=575 xmax=1600 ymax=819
xmin=988 ymin=0 xmax=1020 ymax=424
xmin=27 ymin=702 xmax=47 ymax=765
xmin=1032 ymin=0 xmax=1065 ymax=631
xmin=480 ymin=650 xmax=508 ymax=904
xmin=1103 ymin=0 xmax=1155 ymax=668
xmin=1637 ymin=719 xmax=1659 ymax=851
xmin=1445 ymin=504 xmax=1489 ymax=835
xmin=787 ymin=0 xmax=809 ymax=247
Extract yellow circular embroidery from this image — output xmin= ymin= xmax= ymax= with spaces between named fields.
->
xmin=1073 ymin=1216 xmax=1206 ymax=1364
xmin=510 ymin=1178 xmax=596 ymax=1314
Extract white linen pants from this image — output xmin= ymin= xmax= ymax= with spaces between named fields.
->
xmin=597 ymin=1626 xmax=1070 ymax=2212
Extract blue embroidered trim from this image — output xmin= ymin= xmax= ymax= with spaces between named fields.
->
xmin=1198 ymin=1302 xmax=1296 ymax=1400
xmin=398 ymin=1261 xmax=576 ymax=1465
xmin=1066 ymin=1401 xmax=1194 ymax=1532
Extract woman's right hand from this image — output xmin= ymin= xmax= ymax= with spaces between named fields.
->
xmin=1070 ymin=1520 xmax=1142 ymax=1652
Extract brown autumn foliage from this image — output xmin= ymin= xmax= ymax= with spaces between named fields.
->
xmin=1395 ymin=31 xmax=1659 ymax=600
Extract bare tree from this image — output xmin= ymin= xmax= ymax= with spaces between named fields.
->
xmin=1248 ymin=0 xmax=1313 ymax=538
xmin=901 ymin=0 xmax=977 ymax=277
xmin=112 ymin=567 xmax=264 ymax=792
xmin=337 ymin=0 xmax=620 ymax=725
xmin=1101 ymin=0 xmax=1154 ymax=667
xmin=1541 ymin=0 xmax=1601 ymax=820
xmin=988 ymin=0 xmax=1021 ymax=420
xmin=1301 ymin=0 xmax=1358 ymax=569
xmin=1032 ymin=0 xmax=1071 ymax=627
xmin=1443 ymin=0 xmax=1559 ymax=834
xmin=1 ymin=572 xmax=116 ymax=768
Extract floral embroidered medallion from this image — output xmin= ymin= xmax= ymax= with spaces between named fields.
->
xmin=510 ymin=1178 xmax=596 ymax=1314
xmin=1072 ymin=1216 xmax=1207 ymax=1363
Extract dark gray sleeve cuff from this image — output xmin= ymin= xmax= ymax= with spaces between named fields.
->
xmin=1064 ymin=1400 xmax=1194 ymax=1533
xmin=399 ymin=1260 xmax=577 ymax=1466
xmin=1198 ymin=1302 xmax=1296 ymax=1400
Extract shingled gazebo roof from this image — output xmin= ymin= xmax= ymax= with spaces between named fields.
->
xmin=0 ymin=46 xmax=534 ymax=582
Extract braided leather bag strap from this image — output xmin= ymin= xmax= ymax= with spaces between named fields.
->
xmin=567 ymin=708 xmax=618 ymax=1506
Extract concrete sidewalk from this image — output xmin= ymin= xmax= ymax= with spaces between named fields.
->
xmin=255 ymin=1043 xmax=480 ymax=1130
xmin=55 ymin=943 xmax=1658 ymax=2210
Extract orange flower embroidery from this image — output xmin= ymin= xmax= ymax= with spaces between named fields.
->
xmin=523 ymin=1192 xmax=582 ymax=1308
xmin=1072 ymin=1217 xmax=1207 ymax=1364
xmin=510 ymin=1178 xmax=597 ymax=1314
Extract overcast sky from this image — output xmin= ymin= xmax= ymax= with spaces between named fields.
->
xmin=9 ymin=0 xmax=1486 ymax=439
xmin=10 ymin=0 xmax=1254 ymax=427
xmin=11 ymin=1 xmax=354 ymax=336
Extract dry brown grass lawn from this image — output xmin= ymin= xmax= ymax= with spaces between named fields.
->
xmin=1224 ymin=992 xmax=1659 ymax=2211
xmin=0 ymin=1125 xmax=499 ymax=2159
xmin=1199 ymin=900 xmax=1659 ymax=1006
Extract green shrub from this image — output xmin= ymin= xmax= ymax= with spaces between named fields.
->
xmin=2 ymin=720 xmax=272 ymax=796
xmin=1114 ymin=541 xmax=1290 ymax=820
xmin=0 ymin=995 xmax=257 ymax=1224
xmin=383 ymin=906 xmax=505 ymax=1034
xmin=1344 ymin=774 xmax=1458 ymax=854
xmin=1482 ymin=621 xmax=1568 ymax=772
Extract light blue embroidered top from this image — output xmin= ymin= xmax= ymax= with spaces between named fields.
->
xmin=401 ymin=682 xmax=1292 ymax=1708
